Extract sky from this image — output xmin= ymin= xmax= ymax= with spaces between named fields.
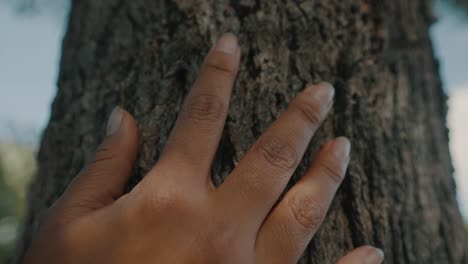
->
xmin=430 ymin=1 xmax=468 ymax=219
xmin=0 ymin=6 xmax=62 ymax=144
xmin=0 ymin=2 xmax=467 ymax=218
xmin=431 ymin=1 xmax=468 ymax=90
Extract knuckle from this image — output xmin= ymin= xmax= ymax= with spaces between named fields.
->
xmin=132 ymin=187 xmax=187 ymax=218
xmin=204 ymin=52 xmax=238 ymax=77
xmin=291 ymin=96 xmax=324 ymax=127
xmin=318 ymin=158 xmax=344 ymax=184
xmin=288 ymin=192 xmax=327 ymax=231
xmin=257 ymin=135 xmax=298 ymax=170
xmin=90 ymin=145 xmax=116 ymax=165
xmin=149 ymin=190 xmax=184 ymax=211
xmin=182 ymin=93 xmax=226 ymax=122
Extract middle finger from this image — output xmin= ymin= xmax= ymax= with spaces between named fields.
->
xmin=217 ymin=82 xmax=335 ymax=228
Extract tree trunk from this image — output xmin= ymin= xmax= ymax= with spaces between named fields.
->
xmin=16 ymin=0 xmax=468 ymax=263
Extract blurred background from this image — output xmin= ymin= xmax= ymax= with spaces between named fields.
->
xmin=0 ymin=0 xmax=467 ymax=262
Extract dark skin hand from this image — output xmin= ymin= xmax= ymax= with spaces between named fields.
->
xmin=24 ymin=33 xmax=384 ymax=264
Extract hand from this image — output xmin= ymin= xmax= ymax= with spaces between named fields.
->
xmin=24 ymin=33 xmax=384 ymax=264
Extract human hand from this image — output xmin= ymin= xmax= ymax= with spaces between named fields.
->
xmin=24 ymin=33 xmax=384 ymax=264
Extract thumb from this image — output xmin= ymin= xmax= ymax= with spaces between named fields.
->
xmin=58 ymin=106 xmax=138 ymax=217
xmin=337 ymin=246 xmax=384 ymax=264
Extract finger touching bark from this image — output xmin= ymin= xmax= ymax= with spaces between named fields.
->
xmin=57 ymin=107 xmax=138 ymax=217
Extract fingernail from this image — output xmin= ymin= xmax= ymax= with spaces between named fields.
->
xmin=308 ymin=82 xmax=335 ymax=104
xmin=214 ymin=33 xmax=238 ymax=54
xmin=366 ymin=248 xmax=384 ymax=264
xmin=331 ymin=137 xmax=351 ymax=160
xmin=106 ymin=107 xmax=123 ymax=136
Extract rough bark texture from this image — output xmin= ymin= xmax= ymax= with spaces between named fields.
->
xmin=16 ymin=0 xmax=468 ymax=263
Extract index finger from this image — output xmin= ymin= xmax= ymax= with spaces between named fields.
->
xmin=157 ymin=33 xmax=241 ymax=183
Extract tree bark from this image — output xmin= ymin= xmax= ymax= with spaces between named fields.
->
xmin=16 ymin=0 xmax=468 ymax=263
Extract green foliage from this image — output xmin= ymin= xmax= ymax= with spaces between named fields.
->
xmin=455 ymin=0 xmax=468 ymax=8
xmin=0 ymin=143 xmax=36 ymax=263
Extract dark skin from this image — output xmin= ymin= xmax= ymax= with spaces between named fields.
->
xmin=24 ymin=33 xmax=384 ymax=264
